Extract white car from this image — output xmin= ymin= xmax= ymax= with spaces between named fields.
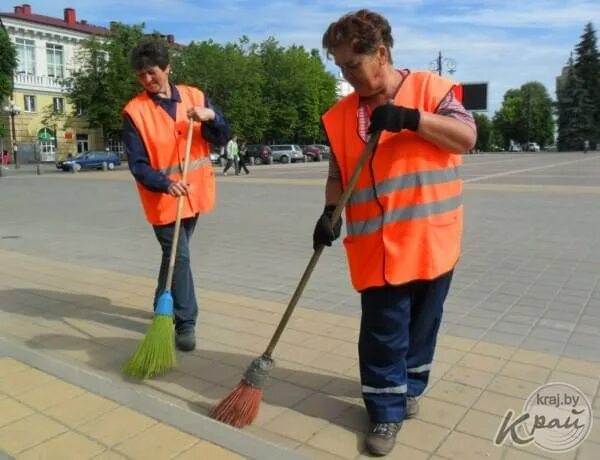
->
xmin=269 ymin=144 xmax=305 ymax=163
xmin=527 ymin=142 xmax=541 ymax=152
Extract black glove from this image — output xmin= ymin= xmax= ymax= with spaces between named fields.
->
xmin=313 ymin=204 xmax=342 ymax=250
xmin=368 ymin=104 xmax=420 ymax=133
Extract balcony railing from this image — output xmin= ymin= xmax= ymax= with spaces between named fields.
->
xmin=14 ymin=73 xmax=64 ymax=93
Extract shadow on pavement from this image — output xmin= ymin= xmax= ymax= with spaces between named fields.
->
xmin=2 ymin=288 xmax=366 ymax=451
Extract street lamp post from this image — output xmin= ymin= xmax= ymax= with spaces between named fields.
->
xmin=430 ymin=51 xmax=457 ymax=76
xmin=3 ymin=100 xmax=21 ymax=169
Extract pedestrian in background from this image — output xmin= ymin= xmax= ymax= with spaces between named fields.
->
xmin=315 ymin=9 xmax=476 ymax=456
xmin=223 ymin=136 xmax=239 ymax=175
xmin=238 ymin=140 xmax=250 ymax=175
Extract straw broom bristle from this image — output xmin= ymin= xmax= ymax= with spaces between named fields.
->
xmin=123 ymin=315 xmax=176 ymax=379
xmin=211 ymin=382 xmax=263 ymax=428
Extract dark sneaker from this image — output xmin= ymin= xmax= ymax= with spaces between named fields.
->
xmin=407 ymin=397 xmax=419 ymax=418
xmin=175 ymin=329 xmax=196 ymax=352
xmin=365 ymin=422 xmax=402 ymax=456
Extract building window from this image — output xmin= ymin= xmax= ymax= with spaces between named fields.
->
xmin=75 ymin=101 xmax=84 ymax=116
xmin=46 ymin=43 xmax=64 ymax=79
xmin=53 ymin=97 xmax=65 ymax=113
xmin=76 ymin=133 xmax=89 ymax=154
xmin=24 ymin=95 xmax=36 ymax=112
xmin=16 ymin=38 xmax=35 ymax=75
xmin=106 ymin=137 xmax=124 ymax=154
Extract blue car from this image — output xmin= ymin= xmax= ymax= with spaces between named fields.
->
xmin=56 ymin=150 xmax=121 ymax=172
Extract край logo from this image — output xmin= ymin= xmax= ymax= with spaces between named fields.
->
xmin=494 ymin=382 xmax=593 ymax=453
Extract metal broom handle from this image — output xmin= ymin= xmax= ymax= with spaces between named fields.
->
xmin=265 ymin=131 xmax=382 ymax=357
xmin=165 ymin=119 xmax=195 ymax=290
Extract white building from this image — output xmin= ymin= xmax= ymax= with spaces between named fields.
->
xmin=0 ymin=4 xmax=109 ymax=162
xmin=335 ymin=73 xmax=353 ymax=98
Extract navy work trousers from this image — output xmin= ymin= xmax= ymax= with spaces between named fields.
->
xmin=359 ymin=270 xmax=453 ymax=422
xmin=152 ymin=214 xmax=199 ymax=333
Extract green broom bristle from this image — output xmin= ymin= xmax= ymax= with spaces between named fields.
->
xmin=123 ymin=315 xmax=176 ymax=379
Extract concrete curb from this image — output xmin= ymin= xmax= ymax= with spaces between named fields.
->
xmin=0 ymin=335 xmax=307 ymax=460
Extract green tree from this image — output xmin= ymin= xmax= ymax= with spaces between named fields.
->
xmin=473 ymin=113 xmax=492 ymax=151
xmin=574 ymin=22 xmax=600 ymax=147
xmin=63 ymin=23 xmax=145 ymax=140
xmin=493 ymin=82 xmax=554 ymax=149
xmin=557 ymin=55 xmax=594 ymax=150
xmin=0 ymin=26 xmax=17 ymax=137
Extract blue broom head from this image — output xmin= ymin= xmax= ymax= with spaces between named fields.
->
xmin=155 ymin=290 xmax=174 ymax=316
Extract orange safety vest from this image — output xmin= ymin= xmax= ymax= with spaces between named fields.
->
xmin=124 ymin=85 xmax=215 ymax=225
xmin=322 ymin=71 xmax=463 ymax=291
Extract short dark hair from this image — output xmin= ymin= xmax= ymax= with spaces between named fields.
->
xmin=130 ymin=39 xmax=170 ymax=71
xmin=322 ymin=9 xmax=394 ymax=63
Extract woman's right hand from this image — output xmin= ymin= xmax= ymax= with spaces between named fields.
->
xmin=168 ymin=180 xmax=189 ymax=197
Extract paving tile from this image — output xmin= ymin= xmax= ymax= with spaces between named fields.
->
xmin=487 ymin=375 xmax=540 ymax=400
xmin=365 ymin=443 xmax=430 ymax=460
xmin=576 ymin=442 xmax=600 ymax=460
xmin=396 ymin=419 xmax=450 ymax=452
xmin=0 ymin=358 xmax=29 ymax=377
xmin=15 ymin=379 xmax=85 ymax=411
xmin=293 ymin=392 xmax=354 ymax=423
xmin=427 ymin=379 xmax=483 ymax=407
xmin=416 ymin=397 xmax=468 ymax=429
xmin=434 ymin=347 xmax=466 ymax=364
xmin=455 ymin=408 xmax=503 ymax=440
xmin=296 ymin=445 xmax=348 ymax=460
xmin=458 ymin=353 xmax=506 ymax=373
xmin=263 ymin=409 xmax=329 ymax=442
xmin=17 ymin=431 xmax=105 ymax=460
xmin=306 ymin=423 xmax=363 ymax=458
xmin=437 ymin=431 xmax=505 ymax=460
xmin=473 ymin=391 xmax=525 ymax=417
xmin=0 ymin=398 xmax=34 ymax=428
xmin=555 ymin=357 xmax=600 ymax=379
xmin=444 ymin=365 xmax=496 ymax=389
xmin=0 ymin=368 xmax=56 ymax=397
xmin=437 ymin=335 xmax=476 ymax=351
xmin=502 ymin=447 xmax=553 ymax=459
xmin=115 ymin=423 xmax=198 ymax=460
xmin=446 ymin=325 xmax=488 ymax=340
xmin=548 ymin=371 xmax=598 ymax=397
xmin=0 ymin=413 xmax=67 ymax=455
xmin=481 ymin=330 xmax=525 ymax=347
xmin=173 ymin=441 xmax=244 ymax=459
xmin=44 ymin=392 xmax=118 ymax=428
xmin=519 ymin=337 xmax=566 ymax=355
xmin=262 ymin=379 xmax=315 ymax=407
xmin=500 ymin=361 xmax=552 ymax=384
xmin=78 ymin=406 xmax=157 ymax=446
xmin=90 ymin=451 xmax=128 ymax=460
xmin=471 ymin=342 xmax=516 ymax=359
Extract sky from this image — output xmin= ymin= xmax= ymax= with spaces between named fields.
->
xmin=2 ymin=0 xmax=599 ymax=114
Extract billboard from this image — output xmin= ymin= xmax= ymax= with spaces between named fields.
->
xmin=460 ymin=82 xmax=488 ymax=111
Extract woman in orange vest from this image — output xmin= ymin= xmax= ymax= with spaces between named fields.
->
xmin=123 ymin=39 xmax=230 ymax=352
xmin=314 ymin=10 xmax=476 ymax=457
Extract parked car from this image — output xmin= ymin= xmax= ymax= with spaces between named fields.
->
xmin=302 ymin=145 xmax=327 ymax=161
xmin=56 ymin=150 xmax=121 ymax=172
xmin=210 ymin=151 xmax=223 ymax=166
xmin=311 ymin=144 xmax=331 ymax=158
xmin=244 ymin=144 xmax=273 ymax=165
xmin=526 ymin=142 xmax=541 ymax=152
xmin=269 ymin=144 xmax=305 ymax=163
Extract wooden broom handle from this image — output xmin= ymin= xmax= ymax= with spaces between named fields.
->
xmin=264 ymin=131 xmax=382 ymax=357
xmin=165 ymin=119 xmax=195 ymax=290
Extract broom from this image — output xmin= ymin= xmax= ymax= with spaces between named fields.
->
xmin=123 ymin=118 xmax=195 ymax=379
xmin=211 ymin=130 xmax=382 ymax=427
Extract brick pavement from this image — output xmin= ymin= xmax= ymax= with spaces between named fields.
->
xmin=0 ymin=249 xmax=598 ymax=459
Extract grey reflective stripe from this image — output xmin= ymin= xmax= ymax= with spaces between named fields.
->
xmin=159 ymin=157 xmax=211 ymax=177
xmin=347 ymin=194 xmax=462 ymax=236
xmin=362 ymin=384 xmax=407 ymax=394
xmin=349 ymin=167 xmax=461 ymax=205
xmin=407 ymin=363 xmax=432 ymax=373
